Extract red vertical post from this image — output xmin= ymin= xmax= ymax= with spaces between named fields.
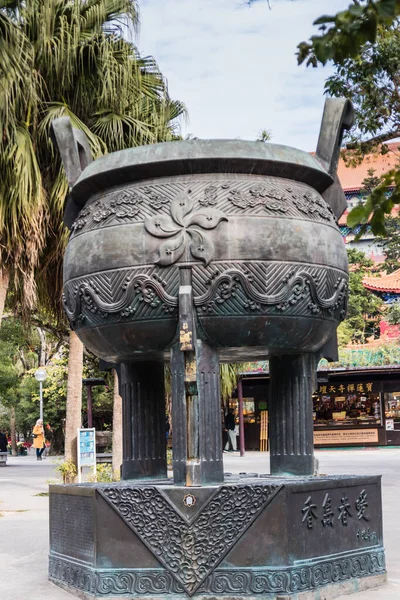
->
xmin=87 ymin=384 xmax=93 ymax=428
xmin=238 ymin=377 xmax=245 ymax=457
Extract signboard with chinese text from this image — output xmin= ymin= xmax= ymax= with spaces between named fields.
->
xmin=386 ymin=419 xmax=394 ymax=431
xmin=317 ymin=382 xmax=375 ymax=395
xmin=314 ymin=428 xmax=379 ymax=445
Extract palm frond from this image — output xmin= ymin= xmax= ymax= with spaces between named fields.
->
xmin=0 ymin=0 xmax=185 ymax=320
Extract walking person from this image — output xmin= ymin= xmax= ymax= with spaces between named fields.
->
xmin=224 ymin=409 xmax=237 ymax=452
xmin=32 ymin=419 xmax=45 ymax=460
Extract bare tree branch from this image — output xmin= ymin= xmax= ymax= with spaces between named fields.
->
xmin=346 ymin=130 xmax=400 ymax=149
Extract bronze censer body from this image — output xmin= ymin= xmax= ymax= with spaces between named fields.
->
xmin=49 ymin=100 xmax=386 ymax=600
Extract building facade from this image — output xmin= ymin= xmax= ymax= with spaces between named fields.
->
xmin=231 ymin=365 xmax=400 ymax=450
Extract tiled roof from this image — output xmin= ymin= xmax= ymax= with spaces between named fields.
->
xmin=337 ymin=142 xmax=400 ymax=191
xmin=363 ymin=268 xmax=400 ymax=293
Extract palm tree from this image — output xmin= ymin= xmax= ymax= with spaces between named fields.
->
xmin=1 ymin=0 xmax=185 ymax=473
xmin=1 ymin=0 xmax=184 ymax=320
xmin=220 ymin=363 xmax=249 ymax=407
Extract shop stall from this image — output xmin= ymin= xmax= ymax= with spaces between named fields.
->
xmin=234 ymin=365 xmax=400 ymax=449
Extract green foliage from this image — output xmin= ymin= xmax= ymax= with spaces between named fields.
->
xmin=297 ymin=3 xmax=400 ymax=238
xmin=342 ymin=248 xmax=382 ymax=343
xmin=16 ymin=353 xmax=70 ymax=445
xmin=220 ymin=364 xmax=247 ymax=401
xmin=87 ymin=463 xmax=119 ymax=483
xmin=0 ymin=316 xmax=112 ymax=451
xmin=320 ymin=343 xmax=400 ymax=368
xmin=0 ymin=318 xmax=37 ymax=425
xmin=378 ymin=215 xmax=400 ymax=272
xmin=0 ymin=0 xmax=185 ymax=319
xmin=325 ymin=26 xmax=400 ymax=143
xmin=346 ymin=169 xmax=398 ymax=239
xmin=347 ymin=166 xmax=400 ymax=237
xmin=55 ymin=459 xmax=77 ymax=484
xmin=387 ymin=302 xmax=400 ymax=324
xmin=256 ymin=129 xmax=272 ymax=143
xmin=322 ymin=23 xmax=400 ymax=239
xmin=337 ymin=320 xmax=354 ymax=347
xmin=297 ymin=1 xmax=400 ymax=67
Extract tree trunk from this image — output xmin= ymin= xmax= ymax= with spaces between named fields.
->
xmin=10 ymin=406 xmax=17 ymax=456
xmin=64 ymin=330 xmax=83 ymax=474
xmin=47 ymin=426 xmax=65 ymax=456
xmin=112 ymin=368 xmax=122 ymax=479
xmin=36 ymin=326 xmax=47 ymax=366
xmin=0 ymin=268 xmax=10 ymax=323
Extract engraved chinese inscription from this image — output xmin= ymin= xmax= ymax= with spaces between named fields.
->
xmin=300 ymin=488 xmax=376 ymax=533
xmin=356 ymin=489 xmax=370 ymax=521
xmin=302 ymin=496 xmax=318 ymax=529
xmin=338 ymin=496 xmax=352 ymax=526
xmin=321 ymin=493 xmax=335 ymax=528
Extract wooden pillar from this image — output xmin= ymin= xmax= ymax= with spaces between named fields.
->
xmin=86 ymin=385 xmax=93 ymax=428
xmin=238 ymin=377 xmax=245 ymax=457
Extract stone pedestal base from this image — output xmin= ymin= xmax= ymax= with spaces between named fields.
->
xmin=49 ymin=475 xmax=386 ymax=599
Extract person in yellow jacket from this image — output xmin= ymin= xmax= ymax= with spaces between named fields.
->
xmin=33 ymin=419 xmax=45 ymax=460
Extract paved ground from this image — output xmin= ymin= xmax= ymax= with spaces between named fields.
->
xmin=1 ymin=449 xmax=399 ymax=599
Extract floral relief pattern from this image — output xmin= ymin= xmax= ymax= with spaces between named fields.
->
xmin=100 ymin=484 xmax=280 ymax=596
xmin=227 ymin=183 xmax=334 ymax=221
xmin=199 ymin=186 xmax=218 ymax=206
xmin=287 ymin=187 xmax=333 ymax=221
xmin=141 ymin=186 xmax=169 ymax=210
xmin=228 ymin=184 xmax=289 ymax=213
xmin=70 ymin=187 xmax=170 ymax=233
xmin=71 ymin=190 xmax=144 ymax=232
xmin=144 ymin=189 xmax=228 ymax=267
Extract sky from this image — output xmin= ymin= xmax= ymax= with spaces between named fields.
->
xmin=135 ymin=0 xmax=349 ymax=151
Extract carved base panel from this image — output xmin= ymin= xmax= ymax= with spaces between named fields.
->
xmin=49 ymin=476 xmax=386 ymax=599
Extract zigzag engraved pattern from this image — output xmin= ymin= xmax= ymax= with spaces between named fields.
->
xmin=70 ymin=174 xmax=335 ymax=238
xmin=63 ymin=266 xmax=179 ymax=327
xmin=63 ymin=261 xmax=348 ymax=329
xmin=192 ymin=262 xmax=348 ymax=320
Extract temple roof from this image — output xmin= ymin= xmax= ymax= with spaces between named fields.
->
xmin=337 ymin=142 xmax=400 ymax=191
xmin=363 ymin=269 xmax=400 ymax=294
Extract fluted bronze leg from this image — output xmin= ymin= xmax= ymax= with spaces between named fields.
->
xmin=120 ymin=361 xmax=167 ymax=480
xmin=269 ymin=353 xmax=316 ymax=476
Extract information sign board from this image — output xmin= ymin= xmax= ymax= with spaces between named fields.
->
xmin=314 ymin=428 xmax=379 ymax=445
xmin=77 ymin=428 xmax=96 ymax=482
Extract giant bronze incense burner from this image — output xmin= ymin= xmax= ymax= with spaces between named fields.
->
xmin=49 ymin=99 xmax=386 ymax=600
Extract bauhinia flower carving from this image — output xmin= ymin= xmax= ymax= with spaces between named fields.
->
xmin=144 ymin=189 xmax=228 ymax=266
